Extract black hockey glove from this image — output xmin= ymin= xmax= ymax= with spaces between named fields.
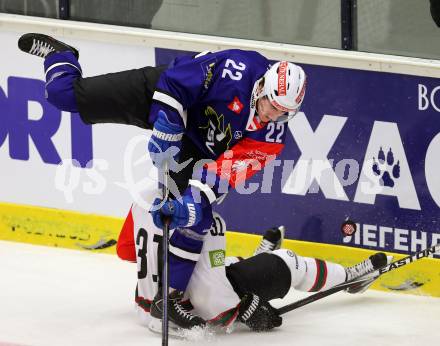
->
xmin=238 ymin=293 xmax=282 ymax=332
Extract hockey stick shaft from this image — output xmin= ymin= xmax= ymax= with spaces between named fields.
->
xmin=277 ymin=243 xmax=440 ymax=315
xmin=161 ymin=161 xmax=170 ymax=346
xmin=277 ymin=275 xmax=375 ymax=315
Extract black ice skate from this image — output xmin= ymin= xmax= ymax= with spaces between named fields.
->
xmin=345 ymin=252 xmax=393 ymax=294
xmin=254 ymin=225 xmax=285 ymax=255
xmin=149 ymin=289 xmax=206 ymax=331
xmin=18 ymin=33 xmax=79 ymax=59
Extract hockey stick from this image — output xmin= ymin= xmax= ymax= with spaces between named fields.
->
xmin=161 ymin=161 xmax=171 ymax=346
xmin=277 ymin=243 xmax=440 ymax=315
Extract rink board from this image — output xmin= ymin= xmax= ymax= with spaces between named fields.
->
xmin=1 ymin=17 xmax=439 ymax=257
xmin=0 ymin=202 xmax=438 ymax=298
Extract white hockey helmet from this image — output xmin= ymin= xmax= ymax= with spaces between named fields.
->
xmin=262 ymin=61 xmax=307 ymax=122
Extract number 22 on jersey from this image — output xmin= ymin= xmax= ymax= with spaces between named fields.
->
xmin=222 ymin=59 xmax=246 ymax=81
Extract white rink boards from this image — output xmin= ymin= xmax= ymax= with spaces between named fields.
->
xmin=0 ymin=240 xmax=439 ymax=346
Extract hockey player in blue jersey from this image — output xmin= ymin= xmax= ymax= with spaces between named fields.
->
xmin=18 ymin=33 xmax=307 ymax=330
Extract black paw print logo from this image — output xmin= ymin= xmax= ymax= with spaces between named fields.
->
xmin=372 ymin=147 xmax=401 ymax=187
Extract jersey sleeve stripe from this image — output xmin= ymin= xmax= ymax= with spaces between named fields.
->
xmin=45 ymin=62 xmax=82 ymax=78
xmin=153 ymin=90 xmax=187 ymax=127
xmin=169 ymin=244 xmax=201 ymax=262
xmin=175 ymin=227 xmax=206 ymax=241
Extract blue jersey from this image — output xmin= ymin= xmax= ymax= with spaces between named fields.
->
xmin=150 ymin=50 xmax=288 ymax=201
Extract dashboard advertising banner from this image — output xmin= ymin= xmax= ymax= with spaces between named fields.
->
xmin=1 ymin=33 xmax=439 ymax=256
xmin=0 ymin=31 xmax=156 ymax=217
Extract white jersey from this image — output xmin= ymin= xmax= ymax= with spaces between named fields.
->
xmin=131 ymin=201 xmax=240 ymax=323
xmin=185 ymin=213 xmax=240 ymax=320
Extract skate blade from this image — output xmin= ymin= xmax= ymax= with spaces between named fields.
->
xmin=148 ymin=318 xmax=185 ymax=338
xmin=148 ymin=318 xmax=214 ymax=340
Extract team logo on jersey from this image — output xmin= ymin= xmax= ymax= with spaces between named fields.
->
xmin=199 ymin=106 xmax=232 ymax=156
xmin=227 ymin=96 xmax=244 ymax=114
xmin=209 ymin=249 xmax=225 ymax=267
xmin=203 ymin=61 xmax=216 ymax=90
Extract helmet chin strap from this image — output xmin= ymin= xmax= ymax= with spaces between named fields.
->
xmin=246 ymin=78 xmax=264 ymax=131
xmin=265 ymin=90 xmax=300 ymax=123
xmin=274 ymin=109 xmax=299 ymax=123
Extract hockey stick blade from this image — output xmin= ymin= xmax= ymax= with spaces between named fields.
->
xmin=277 ymin=243 xmax=440 ymax=316
xmin=377 ymin=243 xmax=440 ymax=275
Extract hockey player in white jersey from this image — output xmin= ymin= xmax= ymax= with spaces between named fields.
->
xmin=117 ymin=190 xmax=390 ymax=334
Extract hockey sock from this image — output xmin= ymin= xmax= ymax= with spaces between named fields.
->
xmin=168 ymin=211 xmax=213 ymax=291
xmin=272 ymin=249 xmax=346 ymax=292
xmin=44 ymin=51 xmax=82 ymax=112
xmin=168 ymin=228 xmax=204 ymax=291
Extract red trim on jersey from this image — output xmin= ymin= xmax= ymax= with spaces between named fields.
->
xmin=135 ymin=295 xmax=153 ymax=313
xmin=116 ymin=206 xmax=136 ymax=262
xmin=322 ymin=260 xmax=328 ymax=289
xmin=206 ymin=137 xmax=284 ymax=189
xmin=246 ymin=116 xmax=266 ymax=131
xmin=208 ymin=306 xmax=240 ymax=327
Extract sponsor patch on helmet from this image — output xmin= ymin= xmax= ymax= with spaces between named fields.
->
xmin=278 ymin=61 xmax=288 ymax=96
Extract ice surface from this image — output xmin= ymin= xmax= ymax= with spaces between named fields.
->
xmin=0 ymin=241 xmax=439 ymax=346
